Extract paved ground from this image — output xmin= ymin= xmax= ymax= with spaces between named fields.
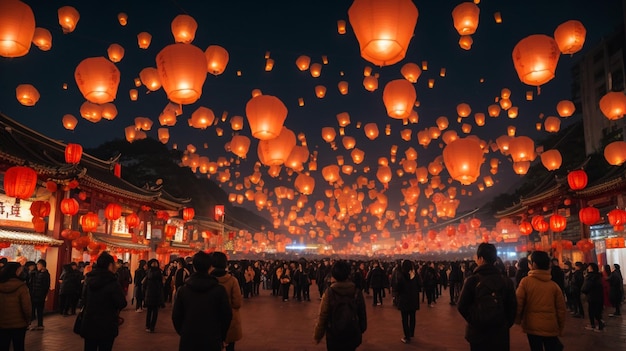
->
xmin=24 ymin=285 xmax=626 ymax=351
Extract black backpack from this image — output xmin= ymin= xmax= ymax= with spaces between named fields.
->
xmin=327 ymin=288 xmax=361 ymax=338
xmin=471 ymin=274 xmax=507 ymax=329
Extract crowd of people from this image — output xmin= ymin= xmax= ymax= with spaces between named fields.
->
xmin=0 ymin=248 xmax=624 ymax=351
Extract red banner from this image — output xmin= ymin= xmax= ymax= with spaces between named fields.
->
xmin=214 ymin=205 xmax=225 ymax=221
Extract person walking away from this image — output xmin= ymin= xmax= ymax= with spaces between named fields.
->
xmin=116 ymin=260 xmax=132 ymax=297
xmin=133 ymin=260 xmax=147 ymax=312
xmin=59 ymin=263 xmax=82 ymax=316
xmin=163 ymin=262 xmax=176 ymax=304
xmin=516 ymin=257 xmax=530 ymax=288
xmin=0 ymin=262 xmax=32 ymax=351
xmin=173 ymin=251 xmax=232 ymax=351
xmin=209 ymin=252 xmax=242 ymax=351
xmin=29 ymin=259 xmax=50 ymax=331
xmin=515 ymin=251 xmax=566 ymax=351
xmin=550 ymin=258 xmax=565 ymax=295
xmin=581 ymin=263 xmax=605 ymax=331
xmin=602 ymin=265 xmax=612 ymax=310
xmin=608 ymin=264 xmax=623 ymax=317
xmin=243 ymin=266 xmax=254 ymax=299
xmin=570 ymin=262 xmax=585 ymax=318
xmin=394 ymin=260 xmax=421 ymax=344
xmin=143 ymin=259 xmax=164 ymax=333
xmin=367 ymin=261 xmax=385 ymax=306
xmin=314 ymin=260 xmax=367 ymax=351
xmin=316 ymin=260 xmax=330 ymax=299
xmin=253 ymin=261 xmax=261 ymax=296
xmin=174 ymin=258 xmax=190 ymax=297
xmin=421 ymin=262 xmax=438 ymax=307
xmin=448 ymin=262 xmax=463 ymax=305
xmin=457 ymin=243 xmax=517 ymax=351
xmin=79 ymin=252 xmax=127 ymax=351
xmin=280 ymin=268 xmax=292 ymax=302
xmin=563 ymin=262 xmax=574 ymax=312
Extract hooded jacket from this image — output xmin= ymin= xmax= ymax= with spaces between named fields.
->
xmin=79 ymin=269 xmax=127 ymax=340
xmin=172 ymin=272 xmax=233 ymax=351
xmin=0 ymin=278 xmax=32 ymax=329
xmin=581 ymin=271 xmax=603 ymax=306
xmin=143 ymin=265 xmax=164 ymax=307
xmin=30 ymin=268 xmax=50 ymax=302
xmin=515 ymin=269 xmax=566 ymax=337
xmin=213 ymin=270 xmax=243 ymax=343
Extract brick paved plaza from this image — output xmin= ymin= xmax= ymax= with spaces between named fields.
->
xmin=23 ymin=284 xmax=625 ymax=351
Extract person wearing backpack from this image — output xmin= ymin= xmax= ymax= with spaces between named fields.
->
xmin=457 ymin=243 xmax=517 ymax=351
xmin=515 ymin=250 xmax=566 ymax=351
xmin=314 ymin=260 xmax=367 ymax=351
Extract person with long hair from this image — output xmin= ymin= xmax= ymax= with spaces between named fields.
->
xmin=0 ymin=262 xmax=31 ymax=351
xmin=394 ymin=260 xmax=421 ymax=344
xmin=581 ymin=262 xmax=604 ymax=331
xmin=608 ymin=264 xmax=623 ymax=317
xmin=143 ymin=259 xmax=164 ymax=333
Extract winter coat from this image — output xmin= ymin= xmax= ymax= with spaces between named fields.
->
xmin=609 ymin=269 xmax=624 ymax=303
xmin=448 ymin=263 xmax=463 ymax=284
xmin=457 ymin=264 xmax=517 ymax=346
xmin=550 ymin=266 xmax=565 ymax=292
xmin=421 ymin=266 xmax=438 ymax=287
xmin=79 ymin=269 xmax=127 ymax=340
xmin=172 ymin=272 xmax=233 ymax=351
xmin=117 ymin=266 xmax=132 ymax=287
xmin=59 ymin=269 xmax=83 ymax=295
xmin=144 ymin=267 xmax=164 ymax=307
xmin=395 ymin=273 xmax=421 ymax=311
xmin=29 ymin=269 xmax=50 ymax=302
xmin=367 ymin=266 xmax=385 ymax=289
xmin=581 ymin=271 xmax=604 ymax=307
xmin=212 ymin=271 xmax=243 ymax=343
xmin=0 ymin=278 xmax=32 ymax=329
xmin=133 ymin=268 xmax=146 ymax=299
xmin=439 ymin=268 xmax=448 ymax=287
xmin=313 ymin=281 xmax=367 ymax=350
xmin=515 ymin=269 xmax=566 ymax=337
xmin=570 ymin=269 xmax=584 ymax=295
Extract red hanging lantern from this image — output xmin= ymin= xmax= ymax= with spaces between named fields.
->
xmin=61 ymin=229 xmax=80 ymax=240
xmin=104 ymin=203 xmax=122 ymax=220
xmin=60 ymin=198 xmax=79 ymax=216
xmin=32 ymin=217 xmax=46 ymax=233
xmin=446 ymin=225 xmax=456 ymax=237
xmin=469 ymin=218 xmax=481 ymax=229
xmin=30 ymin=201 xmax=51 ymax=217
xmin=457 ymin=223 xmax=467 ymax=234
xmin=533 ymin=218 xmax=549 ymax=233
xmin=519 ymin=221 xmax=533 ymax=235
xmin=156 ymin=210 xmax=170 ymax=221
xmin=567 ymin=170 xmax=588 ymax=190
xmin=164 ymin=225 xmax=177 ymax=239
xmin=65 ymin=143 xmax=83 ymax=164
xmin=34 ymin=244 xmax=48 ymax=253
xmin=125 ymin=213 xmax=140 ymax=229
xmin=578 ymin=206 xmax=600 ymax=226
xmin=576 ymin=238 xmax=595 ymax=252
xmin=182 ymin=207 xmax=195 ymax=221
xmin=68 ymin=179 xmax=79 ymax=189
xmin=549 ymin=214 xmax=567 ymax=232
xmin=607 ymin=209 xmax=626 ymax=226
xmin=46 ymin=181 xmax=58 ymax=192
xmin=3 ymin=166 xmax=38 ymax=200
xmin=78 ymin=191 xmax=88 ymax=201
xmin=427 ymin=229 xmax=437 ymax=240
xmin=80 ymin=212 xmax=99 ymax=232
xmin=0 ymin=242 xmax=10 ymax=249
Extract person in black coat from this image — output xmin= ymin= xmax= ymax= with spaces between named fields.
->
xmin=133 ymin=260 xmax=147 ymax=312
xmin=550 ymin=258 xmax=565 ymax=294
xmin=448 ymin=262 xmax=463 ymax=305
xmin=581 ymin=263 xmax=605 ymax=331
xmin=394 ymin=260 xmax=421 ymax=344
xmin=79 ymin=252 xmax=127 ymax=351
xmin=571 ymin=262 xmax=585 ymax=318
xmin=515 ymin=257 xmax=530 ymax=288
xmin=608 ymin=264 xmax=624 ymax=317
xmin=143 ymin=259 xmax=164 ymax=333
xmin=421 ymin=262 xmax=438 ymax=307
xmin=367 ymin=261 xmax=385 ymax=306
xmin=172 ymin=251 xmax=233 ymax=351
xmin=29 ymin=259 xmax=50 ymax=330
xmin=59 ymin=263 xmax=82 ymax=316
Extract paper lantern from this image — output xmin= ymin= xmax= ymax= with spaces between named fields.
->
xmin=32 ymin=27 xmax=52 ymax=51
xmin=79 ymin=101 xmax=102 ymax=123
xmin=117 ymin=13 xmax=128 ymax=26
xmin=246 ymin=94 xmax=288 ymax=140
xmin=556 ymin=100 xmax=575 ymax=118
xmin=30 ymin=201 xmax=50 ymax=218
xmin=608 ymin=209 xmax=626 ymax=226
xmin=15 ymin=84 xmax=39 ymax=106
xmin=336 ymin=112 xmax=351 ymax=127
xmin=3 ymin=166 xmax=37 ymax=200
xmin=452 ymin=2 xmax=480 ymax=35
xmin=137 ymin=67 xmax=160 ymax=91
xmin=459 ymin=35 xmax=473 ymax=50
xmin=508 ymin=136 xmax=536 ymax=162
xmin=257 ymin=127 xmax=296 ymax=166
xmin=599 ymin=91 xmax=626 ymax=120
xmin=58 ymin=6 xmax=79 ymax=33
xmin=182 ymin=207 xmax=195 ymax=221
xmin=204 ymin=45 xmax=229 ymax=75
xmin=348 ymin=0 xmax=418 ymax=66
xmin=156 ymin=43 xmax=207 ymax=105
xmin=65 ymin=143 xmax=83 ymax=164
xmin=401 ymin=63 xmax=421 ymax=83
xmin=456 ymin=103 xmax=471 ymax=117
xmin=540 ymin=149 xmax=562 ymax=171
xmin=351 ymin=148 xmax=365 ymax=164
xmin=294 ymin=173 xmax=315 ymax=195
xmin=74 ymin=57 xmax=120 ymax=104
xmin=62 ymin=114 xmax=78 ymax=130
xmin=544 ymin=116 xmax=561 ymax=133
xmin=104 ymin=203 xmax=122 ymax=221
xmin=533 ymin=218 xmax=549 ymax=233
xmin=310 ymin=63 xmax=322 ymax=77
xmin=519 ymin=221 xmax=533 ymax=235
xmin=189 ymin=106 xmax=215 ymax=129
xmin=0 ymin=0 xmax=35 ymax=57
xmin=80 ymin=212 xmax=99 ymax=232
xmin=229 ymin=135 xmax=250 ymax=158
xmin=321 ymin=127 xmax=336 ymax=143
xmin=488 ymin=104 xmax=501 ymax=117
xmin=157 ymin=128 xmax=170 ymax=144
xmin=342 ymin=136 xmax=356 ymax=150
xmin=337 ymin=81 xmax=349 ymax=95
xmin=549 ymin=214 xmax=566 ymax=232
xmin=60 ymin=198 xmax=79 ymax=216
xmin=579 ymin=207 xmax=600 ymax=226
xmin=567 ymin=170 xmax=588 ymax=190
xmin=125 ymin=213 xmax=140 ymax=229
xmin=137 ymin=32 xmax=152 ymax=49
xmin=363 ymin=76 xmax=378 ymax=92
xmin=171 ymin=14 xmax=197 ymax=43
xmin=295 ymin=55 xmax=311 ymax=71
xmin=604 ymin=141 xmax=626 ymax=166
xmin=443 ymin=138 xmax=484 ymax=185
xmin=100 ymin=103 xmax=117 ymax=121
xmin=383 ymin=79 xmax=416 ymax=119
xmin=512 ymin=34 xmax=560 ymax=87
xmin=513 ymin=161 xmax=531 ymax=175
xmin=315 ymin=85 xmax=327 ymax=98
xmin=106 ymin=43 xmax=125 ymax=63
xmin=554 ymin=20 xmax=586 ymax=55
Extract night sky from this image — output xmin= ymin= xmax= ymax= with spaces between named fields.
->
xmin=1 ymin=0 xmax=624 ymax=248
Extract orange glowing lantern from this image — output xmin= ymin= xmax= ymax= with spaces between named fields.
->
xmin=351 ymin=148 xmax=365 ymax=164
xmin=456 ymin=103 xmax=471 ymax=118
xmin=488 ymin=104 xmax=501 ymax=117
xmin=443 ymin=138 xmax=484 ymax=185
xmin=459 ymin=35 xmax=473 ymax=50
xmin=156 ymin=43 xmax=207 ymax=105
xmin=513 ymin=161 xmax=531 ymax=175
xmin=257 ymin=127 xmax=296 ymax=166
xmin=452 ymin=2 xmax=480 ymax=35
xmin=549 ymin=214 xmax=566 ymax=232
xmin=540 ymin=149 xmax=562 ymax=171
xmin=80 ymin=212 xmax=99 ymax=232
xmin=65 ymin=143 xmax=83 ymax=164
xmin=337 ymin=81 xmax=349 ymax=95
xmin=544 ymin=116 xmax=561 ymax=133
xmin=512 ymin=34 xmax=560 ymax=87
xmin=599 ymin=91 xmax=626 ymax=120
xmin=608 ymin=209 xmax=626 ymax=226
xmin=567 ymin=170 xmax=588 ymax=190
xmin=295 ymin=55 xmax=311 ymax=71
xmin=30 ymin=201 xmax=50 ymax=218
xmin=32 ymin=27 xmax=52 ymax=51
xmin=204 ymin=45 xmax=229 ymax=75
xmin=3 ymin=166 xmax=37 ymax=200
xmin=245 ymin=94 xmax=288 ymax=140
xmin=337 ymin=112 xmax=351 ymax=127
xmin=62 ymin=114 xmax=78 ymax=131
xmin=579 ymin=206 xmax=600 ymax=226
xmin=337 ymin=20 xmax=347 ymax=34
xmin=383 ymin=79 xmax=416 ymax=119
xmin=189 ymin=106 xmax=215 ymax=129
xmin=0 ymin=0 xmax=36 ymax=58
xmin=158 ymin=128 xmax=170 ymax=144
xmin=60 ymin=198 xmax=79 ymax=216
xmin=139 ymin=67 xmax=161 ymax=91
xmin=230 ymin=135 xmax=250 ymax=159
xmin=401 ymin=63 xmax=421 ymax=83
xmin=556 ymin=100 xmax=575 ymax=117
xmin=321 ymin=127 xmax=336 ymax=143
xmin=57 ymin=6 xmax=79 ymax=33
xmin=104 ymin=203 xmax=122 ymax=221
xmin=294 ymin=173 xmax=315 ymax=195
xmin=315 ymin=85 xmax=327 ymax=98
xmin=553 ymin=20 xmax=586 ymax=55
xmin=171 ymin=14 xmax=197 ymax=44
xmin=15 ymin=84 xmax=39 ymax=106
xmin=117 ymin=13 xmax=128 ymax=26
xmin=348 ymin=0 xmax=418 ymax=66
xmin=310 ymin=63 xmax=322 ymax=77
xmin=182 ymin=207 xmax=195 ymax=221
xmin=533 ymin=218 xmax=549 ymax=233
xmin=508 ymin=136 xmax=535 ymax=162
xmin=137 ymin=32 xmax=152 ymax=49
xmin=605 ymin=141 xmax=626 ymax=166
xmin=107 ymin=43 xmax=124 ymax=63
xmin=519 ymin=221 xmax=533 ymax=235
xmin=125 ymin=213 xmax=140 ymax=229
xmin=363 ymin=76 xmax=378 ymax=92
xmin=74 ymin=57 xmax=120 ymax=104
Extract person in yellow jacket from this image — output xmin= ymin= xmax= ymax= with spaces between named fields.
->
xmin=0 ymin=262 xmax=32 ymax=351
xmin=515 ymin=251 xmax=566 ymax=351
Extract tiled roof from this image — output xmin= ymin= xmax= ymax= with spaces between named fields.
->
xmin=90 ymin=232 xmax=149 ymax=250
xmin=0 ymin=229 xmax=64 ymax=246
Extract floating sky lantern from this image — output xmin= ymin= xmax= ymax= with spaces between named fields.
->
xmin=245 ymin=94 xmax=288 ymax=140
xmin=171 ymin=14 xmax=197 ymax=43
xmin=74 ymin=57 xmax=120 ymax=104
xmin=383 ymin=79 xmax=416 ymax=119
xmin=544 ymin=116 xmax=561 ymax=133
xmin=363 ymin=76 xmax=378 ymax=92
xmin=337 ymin=81 xmax=349 ymax=95
xmin=512 ymin=34 xmax=560 ymax=87
xmin=58 ymin=6 xmax=80 ymax=34
xmin=508 ymin=136 xmax=536 ymax=162
xmin=443 ymin=137 xmax=484 ymax=185
xmin=540 ymin=149 xmax=562 ymax=171
xmin=401 ymin=63 xmax=421 ymax=83
xmin=15 ymin=84 xmax=39 ymax=106
xmin=605 ymin=141 xmax=626 ymax=166
xmin=117 ymin=13 xmax=128 ymax=26
xmin=204 ymin=45 xmax=229 ymax=75
xmin=257 ymin=127 xmax=296 ymax=166
xmin=459 ymin=35 xmax=473 ymax=50
xmin=62 ymin=114 xmax=78 ymax=130
xmin=556 ymin=100 xmax=575 ymax=117
xmin=452 ymin=2 xmax=480 ymax=35
xmin=32 ymin=27 xmax=52 ymax=51
xmin=156 ymin=43 xmax=207 ymax=105
xmin=157 ymin=128 xmax=170 ymax=144
xmin=0 ymin=0 xmax=35 ymax=58
xmin=139 ymin=67 xmax=161 ymax=91
xmin=553 ymin=20 xmax=586 ymax=55
xmin=599 ymin=91 xmax=626 ymax=120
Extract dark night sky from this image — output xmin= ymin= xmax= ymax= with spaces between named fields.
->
xmin=1 ymin=0 xmax=624 ymax=245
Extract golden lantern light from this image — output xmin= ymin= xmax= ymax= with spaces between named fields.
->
xmin=245 ymin=94 xmax=288 ymax=140
xmin=230 ymin=115 xmax=244 ymax=130
xmin=159 ymin=110 xmax=177 ymax=126
xmin=509 ymin=136 xmax=536 ymax=162
xmin=157 ymin=128 xmax=170 ymax=144
xmin=599 ymin=91 xmax=626 ymax=120
xmin=604 ymin=141 xmax=626 ymax=166
xmin=62 ymin=114 xmax=78 ymax=130
xmin=189 ymin=106 xmax=215 ymax=129
xmin=488 ymin=104 xmax=501 ymax=117
xmin=348 ymin=0 xmax=418 ymax=66
xmin=171 ymin=14 xmax=197 ymax=44
xmin=117 ymin=13 xmax=128 ymax=26
xmin=336 ymin=155 xmax=345 ymax=166
xmin=285 ymin=145 xmax=309 ymax=171
xmin=474 ymin=113 xmax=485 ymax=126
xmin=428 ymin=79 xmax=435 ymax=88
xmin=513 ymin=161 xmax=531 ymax=175
xmin=443 ymin=137 xmax=484 ymax=185
xmin=342 ymin=136 xmax=356 ymax=150
xmin=80 ymin=101 xmax=103 ymax=122
xmin=507 ymin=106 xmax=518 ymax=119
xmin=526 ymin=91 xmax=534 ymax=100
xmin=257 ymin=127 xmax=296 ymax=166
xmin=499 ymin=98 xmax=512 ymax=110
xmin=58 ymin=6 xmax=79 ymax=33
xmin=363 ymin=123 xmax=379 ymax=140
xmin=456 ymin=103 xmax=471 ymax=117
xmin=129 ymin=89 xmax=138 ymax=101
xmin=459 ymin=35 xmax=473 ymax=50
xmin=452 ymin=2 xmax=480 ymax=35
xmin=134 ymin=117 xmax=153 ymax=131
xmin=295 ymin=173 xmax=315 ymax=195
xmin=401 ymin=63 xmax=422 ymax=83
xmin=544 ymin=116 xmax=561 ymax=133
xmin=107 ymin=43 xmax=124 ymax=63
xmin=376 ymin=165 xmax=392 ymax=186
xmin=315 ymin=85 xmax=327 ymax=98
xmin=0 ymin=0 xmax=35 ymax=58
xmin=483 ymin=176 xmax=494 ymax=187
xmin=337 ymin=112 xmax=351 ymax=127
xmin=507 ymin=125 xmax=516 ymax=137
xmin=74 ymin=57 xmax=120 ymax=104
xmin=442 ymin=130 xmax=458 ymax=145
xmin=556 ymin=100 xmax=575 ymax=117
xmin=495 ymin=135 xmax=511 ymax=154
xmin=205 ymin=45 xmax=229 ymax=75
xmin=137 ymin=32 xmax=152 ymax=49
xmin=337 ymin=20 xmax=347 ymax=34
xmin=156 ymin=43 xmax=207 ymax=105
xmin=322 ymin=165 xmax=341 ymax=184
xmin=494 ymin=12 xmax=502 ymax=24
xmin=461 ymin=123 xmax=472 ymax=134
xmin=512 ymin=34 xmax=560 ymax=87
xmin=436 ymin=116 xmax=449 ymax=130
xmin=363 ymin=76 xmax=378 ymax=92
xmin=554 ymin=20 xmax=586 ymax=55
xmin=310 ymin=63 xmax=322 ymax=77
xmin=230 ymin=135 xmax=251 ymax=158
xmin=265 ymin=58 xmax=274 ymax=71
xmin=401 ymin=129 xmax=412 ymax=141
xmin=540 ymin=149 xmax=562 ymax=171
xmin=133 ymin=78 xmax=141 ymax=88
xmin=351 ymin=148 xmax=365 ymax=164
xmin=337 ymin=81 xmax=349 ymax=95
xmin=32 ymin=27 xmax=52 ymax=51
xmin=139 ymin=67 xmax=161 ymax=91
xmin=124 ymin=125 xmax=137 ymax=143
xmin=15 ymin=84 xmax=39 ymax=106
xmin=321 ymin=127 xmax=336 ymax=143
xmin=383 ymin=79 xmax=416 ymax=119
xmin=295 ymin=55 xmax=311 ymax=71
